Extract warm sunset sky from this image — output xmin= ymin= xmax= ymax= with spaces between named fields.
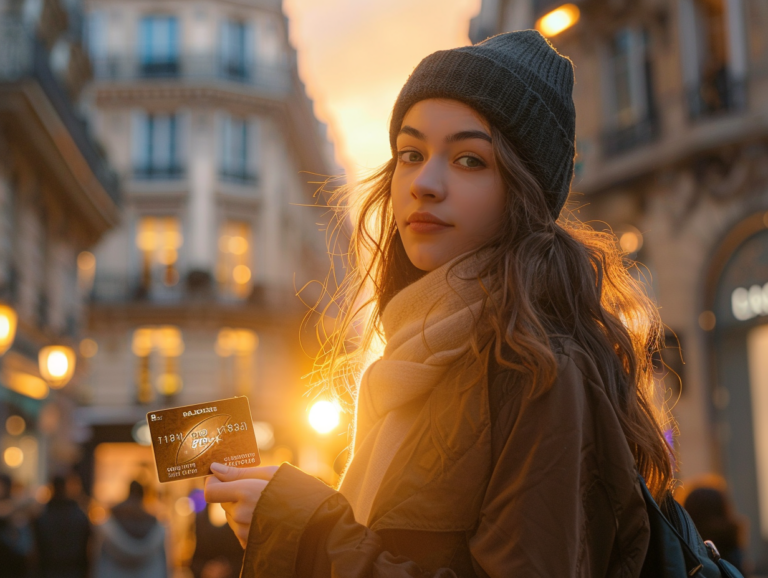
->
xmin=282 ymin=0 xmax=482 ymax=179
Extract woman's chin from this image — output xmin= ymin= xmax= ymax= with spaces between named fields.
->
xmin=404 ymin=247 xmax=457 ymax=272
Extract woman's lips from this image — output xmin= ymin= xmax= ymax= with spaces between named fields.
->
xmin=407 ymin=221 xmax=452 ymax=234
xmin=406 ymin=211 xmax=453 ymax=234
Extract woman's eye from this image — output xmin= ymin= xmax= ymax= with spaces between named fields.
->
xmin=456 ymin=155 xmax=485 ymax=169
xmin=398 ymin=150 xmax=423 ymax=163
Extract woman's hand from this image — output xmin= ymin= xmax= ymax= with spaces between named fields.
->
xmin=203 ymin=463 xmax=280 ymax=548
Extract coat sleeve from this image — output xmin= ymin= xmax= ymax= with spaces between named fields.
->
xmin=241 ymin=352 xmax=648 ymax=578
xmin=240 ymin=461 xmax=449 ymax=578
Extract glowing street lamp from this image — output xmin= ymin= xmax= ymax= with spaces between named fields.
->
xmin=38 ymin=345 xmax=76 ymax=388
xmin=0 ymin=304 xmax=18 ymax=355
xmin=308 ymin=400 xmax=340 ymax=434
xmin=535 ymin=4 xmax=580 ymax=37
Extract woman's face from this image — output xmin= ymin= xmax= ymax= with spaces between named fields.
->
xmin=391 ymin=98 xmax=506 ymax=272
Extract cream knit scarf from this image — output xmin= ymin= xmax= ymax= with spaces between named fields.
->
xmin=337 ymin=251 xmax=491 ymax=526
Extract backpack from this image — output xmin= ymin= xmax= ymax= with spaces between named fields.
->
xmin=637 ymin=474 xmax=744 ymax=578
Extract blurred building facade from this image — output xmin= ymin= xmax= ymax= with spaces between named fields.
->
xmin=74 ymin=0 xmax=340 ymax=569
xmin=0 ymin=0 xmax=120 ymax=490
xmin=472 ymin=0 xmax=768 ymax=571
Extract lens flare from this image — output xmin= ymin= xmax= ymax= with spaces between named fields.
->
xmin=309 ymin=400 xmax=340 ymax=434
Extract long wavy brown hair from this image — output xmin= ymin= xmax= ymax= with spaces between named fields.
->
xmin=305 ymin=118 xmax=676 ymax=501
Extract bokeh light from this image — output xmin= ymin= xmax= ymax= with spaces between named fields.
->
xmin=175 ymin=496 xmax=195 ymax=516
xmin=309 ymin=400 xmax=341 ymax=434
xmin=80 ymin=338 xmax=99 ymax=358
xmin=208 ymin=502 xmax=228 ymax=527
xmin=535 ymin=3 xmax=580 ymax=37
xmin=47 ymin=351 xmax=69 ymax=377
xmin=252 ymin=421 xmax=275 ymax=451
xmin=233 ymin=265 xmax=252 ymax=284
xmin=38 ymin=345 xmax=76 ymax=388
xmin=5 ymin=415 xmax=25 ymax=436
xmin=3 ymin=446 xmax=24 ymax=468
xmin=131 ymin=420 xmax=152 ymax=446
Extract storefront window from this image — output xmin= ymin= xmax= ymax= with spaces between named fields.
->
xmin=747 ymin=324 xmax=768 ymax=540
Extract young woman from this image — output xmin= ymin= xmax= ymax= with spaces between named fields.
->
xmin=204 ymin=30 xmax=675 ymax=577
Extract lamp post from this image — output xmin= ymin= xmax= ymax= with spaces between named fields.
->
xmin=0 ymin=304 xmax=18 ymax=355
xmin=38 ymin=345 xmax=77 ymax=388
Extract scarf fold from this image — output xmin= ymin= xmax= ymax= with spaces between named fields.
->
xmin=338 ymin=251 xmax=492 ymax=525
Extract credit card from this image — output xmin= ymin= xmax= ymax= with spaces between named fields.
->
xmin=146 ymin=396 xmax=260 ymax=483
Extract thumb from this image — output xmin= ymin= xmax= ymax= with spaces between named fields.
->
xmin=210 ymin=462 xmax=278 ymax=482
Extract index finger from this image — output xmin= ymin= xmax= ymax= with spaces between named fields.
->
xmin=204 ymin=475 xmax=267 ymax=504
xmin=204 ymin=475 xmax=239 ymax=504
xmin=210 ymin=463 xmax=279 ymax=482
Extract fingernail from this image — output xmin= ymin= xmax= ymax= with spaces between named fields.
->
xmin=211 ymin=462 xmax=228 ymax=474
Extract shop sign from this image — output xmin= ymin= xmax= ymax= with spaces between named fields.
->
xmin=732 ymin=282 xmax=768 ymax=321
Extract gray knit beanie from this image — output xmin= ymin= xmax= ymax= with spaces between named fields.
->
xmin=389 ymin=30 xmax=576 ymax=219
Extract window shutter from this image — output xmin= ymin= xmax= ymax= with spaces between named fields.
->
xmin=677 ymin=0 xmax=701 ymax=90
xmin=153 ymin=114 xmax=171 ymax=170
xmin=247 ymin=117 xmax=260 ymax=182
xmin=176 ymin=110 xmax=190 ymax=173
xmin=86 ymin=11 xmax=107 ymax=62
xmin=168 ymin=16 xmax=179 ymax=61
xmin=627 ymin=28 xmax=648 ymax=123
xmin=220 ymin=113 xmax=231 ymax=176
xmin=131 ymin=109 xmax=149 ymax=172
xmin=139 ymin=17 xmax=151 ymax=61
xmin=245 ymin=21 xmax=255 ymax=66
xmin=598 ymin=43 xmax=617 ymax=130
xmin=725 ymin=0 xmax=747 ymax=81
xmin=220 ymin=19 xmax=230 ymax=67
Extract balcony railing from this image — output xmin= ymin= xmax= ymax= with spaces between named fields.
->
xmin=90 ymin=273 xmax=300 ymax=310
xmin=133 ymin=164 xmax=186 ymax=181
xmin=0 ymin=18 xmax=120 ymax=205
xmin=91 ymin=54 xmax=292 ymax=95
xmin=686 ymin=66 xmax=747 ymax=120
xmin=600 ymin=115 xmax=659 ymax=158
xmin=218 ymin=167 xmax=259 ymax=185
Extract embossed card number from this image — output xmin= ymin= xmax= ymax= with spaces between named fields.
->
xmin=146 ymin=396 xmax=260 ymax=483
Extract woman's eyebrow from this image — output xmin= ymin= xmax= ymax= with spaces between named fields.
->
xmin=398 ymin=126 xmax=491 ymax=144
xmin=398 ymin=125 xmax=427 ymax=140
xmin=446 ymin=130 xmax=492 ymax=144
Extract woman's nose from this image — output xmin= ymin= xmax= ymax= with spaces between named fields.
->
xmin=410 ymin=158 xmax=447 ymax=201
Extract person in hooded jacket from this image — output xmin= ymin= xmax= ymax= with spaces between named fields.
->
xmin=204 ymin=30 xmax=679 ymax=577
xmin=94 ymin=480 xmax=167 ymax=578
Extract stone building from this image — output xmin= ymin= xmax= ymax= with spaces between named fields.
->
xmin=0 ymin=0 xmax=120 ymax=487
xmin=472 ymin=0 xmax=768 ymax=570
xmin=74 ymin=0 xmax=340 ymax=565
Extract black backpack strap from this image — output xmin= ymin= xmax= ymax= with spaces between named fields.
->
xmin=637 ymin=474 xmax=744 ymax=578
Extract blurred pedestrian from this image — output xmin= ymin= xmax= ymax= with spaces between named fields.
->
xmin=190 ymin=503 xmax=243 ymax=578
xmin=94 ymin=480 xmax=166 ymax=578
xmin=32 ymin=475 xmax=91 ymax=578
xmin=0 ymin=474 xmax=33 ymax=578
xmin=684 ymin=486 xmax=748 ymax=575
